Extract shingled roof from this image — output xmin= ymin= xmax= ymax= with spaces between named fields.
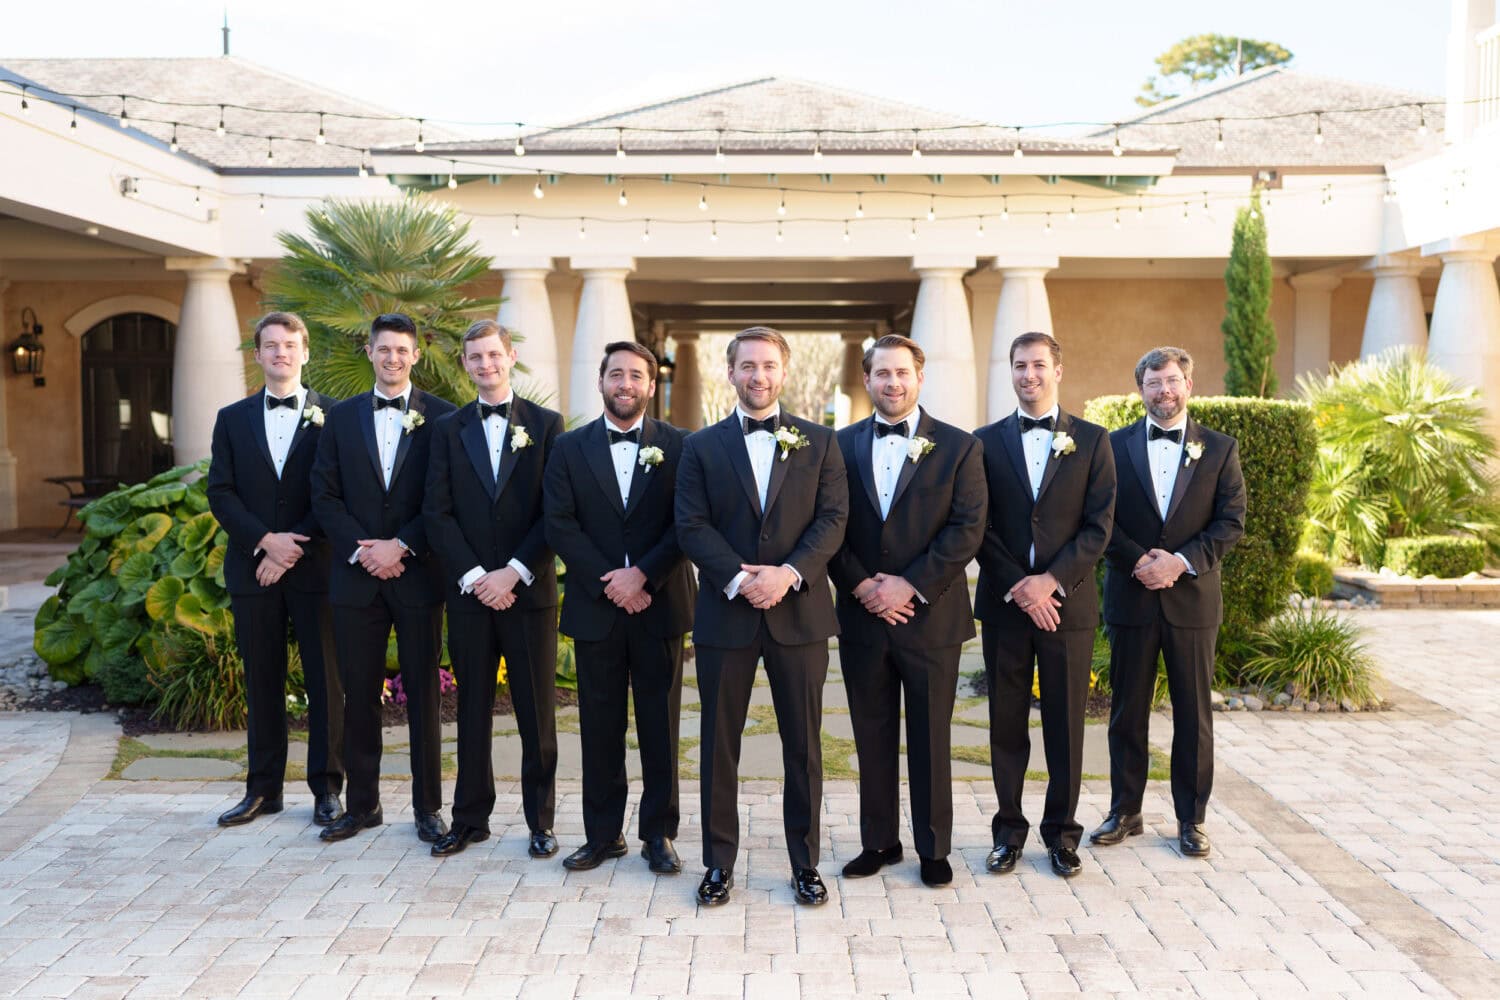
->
xmin=1097 ymin=66 xmax=1443 ymax=169
xmin=0 ymin=56 xmax=465 ymax=171
xmin=421 ymin=77 xmax=1168 ymax=157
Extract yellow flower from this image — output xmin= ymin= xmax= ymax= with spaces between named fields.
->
xmin=496 ymin=657 xmax=508 ymax=688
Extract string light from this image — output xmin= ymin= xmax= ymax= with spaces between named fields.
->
xmin=1068 ymin=195 xmax=1077 ymax=221
xmin=842 ymin=220 xmax=851 ymax=243
xmin=710 ymin=220 xmax=719 ymax=242
xmin=976 ymin=216 xmax=985 ymax=238
xmin=1001 ymin=195 xmax=1009 ymax=221
xmin=1313 ymin=111 xmax=1324 ymax=145
xmin=511 ymin=214 xmax=521 ymax=237
xmin=641 ymin=219 xmax=651 ymax=242
xmin=533 ymin=177 xmax=545 ymax=199
xmin=118 ymin=95 xmax=128 ymax=127
xmin=1214 ymin=118 xmax=1225 ymax=152
xmin=715 ymin=129 xmax=725 ymax=161
xmin=1013 ymin=127 xmax=1024 ymax=158
xmin=19 ymin=85 xmax=28 ymax=114
xmin=169 ymin=123 xmax=180 ymax=153
xmin=578 ymin=217 xmax=587 ymax=239
xmin=910 ymin=129 xmax=922 ymax=158
xmin=1043 ymin=212 xmax=1052 ymax=235
xmin=909 ymin=218 xmax=918 ymax=240
xmin=775 ymin=220 xmax=784 ymax=242
xmin=266 ymin=138 xmax=275 ymax=163
xmin=813 ymin=131 xmax=823 ymax=159
xmin=1113 ymin=207 xmax=1121 ymax=230
xmin=926 ymin=195 xmax=936 ymax=222
xmin=698 ymin=185 xmax=708 ymax=211
xmin=316 ymin=112 xmax=327 ymax=145
xmin=618 ymin=184 xmax=628 ymax=207
xmin=415 ymin=118 xmax=425 ymax=153
xmin=514 ymin=133 xmax=526 ymax=157
xmin=447 ymin=162 xmax=458 ymax=189
xmin=1202 ymin=190 xmax=1210 ymax=212
xmin=614 ymin=128 xmax=627 ymax=159
xmin=1112 ymin=125 xmax=1122 ymax=157
xmin=777 ymin=190 xmax=787 ymax=216
xmin=194 ymin=186 xmax=201 ymax=205
xmin=1182 ymin=200 xmax=1190 ymax=221
xmin=216 ymin=106 xmax=226 ymax=137
xmin=1137 ymin=192 xmax=1144 ymax=217
xmin=358 ymin=152 xmax=369 ymax=179
xmin=855 ymin=192 xmax=864 ymax=218
xmin=69 ymin=105 xmax=77 ymax=129
xmin=1417 ymin=104 xmax=1428 ymax=137
xmin=258 ymin=193 xmax=265 ymax=215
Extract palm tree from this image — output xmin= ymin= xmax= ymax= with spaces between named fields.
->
xmin=262 ymin=196 xmax=498 ymax=404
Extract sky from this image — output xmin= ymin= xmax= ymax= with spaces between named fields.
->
xmin=5 ymin=0 xmax=1454 ymax=136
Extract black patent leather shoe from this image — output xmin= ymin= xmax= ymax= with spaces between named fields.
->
xmin=528 ymin=829 xmax=559 ymax=858
xmin=985 ymin=843 xmax=1022 ymax=874
xmin=414 ymin=811 xmax=448 ymax=844
xmin=841 ymin=845 xmax=903 ymax=878
xmin=792 ymin=868 xmax=828 ymax=905
xmin=313 ymin=794 xmax=344 ymax=827
xmin=1089 ymin=811 xmax=1144 ymax=846
xmin=697 ymin=867 xmax=733 ymax=906
xmin=1048 ymin=846 xmax=1082 ymax=877
xmin=431 ymin=823 xmax=489 ymax=857
xmin=319 ymin=807 xmax=382 ymax=842
xmin=563 ymin=836 xmax=628 ymax=870
xmin=919 ymin=856 xmax=953 ymax=886
xmin=217 ymin=793 xmax=282 ymax=827
xmin=1178 ymin=823 xmax=1211 ymax=858
xmin=641 ymin=837 xmax=682 ymax=874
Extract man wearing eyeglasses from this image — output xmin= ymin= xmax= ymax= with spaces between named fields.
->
xmin=1090 ymin=347 xmax=1245 ymax=860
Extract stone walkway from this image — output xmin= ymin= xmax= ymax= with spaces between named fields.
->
xmin=0 ymin=610 xmax=1496 ymax=997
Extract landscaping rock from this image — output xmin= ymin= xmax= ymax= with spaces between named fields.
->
xmin=1340 ymin=699 xmax=1357 ymax=713
xmin=1273 ymin=692 xmax=1293 ymax=707
xmin=1243 ymin=694 xmax=1265 ymax=711
xmin=1226 ymin=696 xmax=1244 ymax=711
xmin=1210 ymin=690 xmax=1225 ymax=707
xmin=121 ymin=757 xmax=241 ymax=780
xmin=1306 ymin=701 xmax=1321 ymax=713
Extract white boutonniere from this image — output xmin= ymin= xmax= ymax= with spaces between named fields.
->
xmin=401 ymin=410 xmax=424 ymax=434
xmin=906 ymin=436 xmax=936 ymax=463
xmin=301 ymin=404 xmax=324 ymax=427
xmin=638 ymin=445 xmax=665 ymax=472
xmin=1184 ymin=440 xmax=1204 ymax=466
xmin=510 ymin=425 xmax=532 ymax=452
xmin=1051 ymin=432 xmax=1076 ymax=457
xmin=773 ymin=425 xmax=810 ymax=461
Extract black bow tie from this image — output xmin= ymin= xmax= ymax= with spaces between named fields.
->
xmin=479 ymin=400 xmax=510 ymax=420
xmin=1020 ymin=414 xmax=1055 ymax=433
xmin=874 ymin=420 xmax=908 ymax=439
xmin=608 ymin=427 xmax=640 ymax=445
xmin=373 ymin=395 xmax=406 ymax=412
xmin=1149 ymin=424 xmax=1183 ymax=444
xmin=743 ymin=414 xmax=779 ymax=435
xmin=266 ymin=394 xmax=298 ymax=411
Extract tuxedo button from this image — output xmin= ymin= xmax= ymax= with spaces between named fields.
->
xmin=761 ymin=533 xmax=769 ymax=541
xmin=881 ymin=548 xmax=889 ymax=555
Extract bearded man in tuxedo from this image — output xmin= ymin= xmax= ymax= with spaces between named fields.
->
xmin=675 ymin=326 xmax=848 ymax=907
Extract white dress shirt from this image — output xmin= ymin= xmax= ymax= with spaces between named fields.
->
xmin=263 ymin=387 xmax=306 ymax=480
xmin=1146 ymin=416 xmax=1196 ymax=575
xmin=725 ymin=405 xmax=803 ymax=600
xmin=871 ymin=411 xmax=916 ymax=520
xmin=1009 ymin=404 xmax=1063 ymax=601
xmin=606 ymin=414 xmax=645 ymax=507
xmin=458 ymin=392 xmax=535 ymax=594
xmin=349 ymin=384 xmax=414 ymax=565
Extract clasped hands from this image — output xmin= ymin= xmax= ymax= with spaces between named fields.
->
xmin=737 ymin=563 xmax=798 ymax=610
xmin=853 ymin=573 xmax=917 ymax=625
xmin=1009 ymin=572 xmax=1062 ymax=632
xmin=1133 ymin=548 xmax=1186 ymax=590
xmin=255 ymin=531 xmax=310 ymax=587
xmin=355 ymin=537 xmax=408 ymax=581
xmin=601 ymin=566 xmax=652 ymax=614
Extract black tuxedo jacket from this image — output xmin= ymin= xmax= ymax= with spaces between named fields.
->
xmin=206 ymin=388 xmax=336 ymax=596
xmin=1103 ymin=417 xmax=1247 ymax=628
xmin=423 ymin=396 xmax=562 ymax=616
xmin=675 ymin=411 xmax=848 ymax=649
xmin=544 ymin=415 xmax=695 ymax=641
xmin=311 ymin=388 xmax=456 ymax=608
xmin=974 ymin=410 xmax=1116 ymax=631
xmin=827 ymin=411 xmax=986 ymax=648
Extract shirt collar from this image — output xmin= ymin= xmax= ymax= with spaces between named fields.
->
xmin=1016 ymin=403 xmax=1059 ymax=426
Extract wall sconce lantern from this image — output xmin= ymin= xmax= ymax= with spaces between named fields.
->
xmin=8 ymin=307 xmax=45 ymax=386
xmin=657 ymin=355 xmax=674 ymax=384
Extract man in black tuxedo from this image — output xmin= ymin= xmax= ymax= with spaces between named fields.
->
xmin=423 ymin=320 xmax=563 ymax=859
xmin=312 ymin=313 xmax=456 ymax=844
xmin=544 ymin=341 xmax=695 ymax=874
xmin=828 ymin=335 xmax=985 ymax=888
xmin=1090 ymin=346 xmax=1245 ymax=859
xmin=975 ymin=332 xmax=1115 ymax=878
xmin=207 ymin=311 xmax=343 ymax=828
xmin=676 ymin=326 xmax=848 ymax=906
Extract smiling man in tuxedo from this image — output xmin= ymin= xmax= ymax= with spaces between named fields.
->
xmin=207 ymin=311 xmax=342 ymax=828
xmin=423 ymin=320 xmax=563 ymax=859
xmin=544 ymin=341 xmax=695 ymax=874
xmin=312 ymin=313 xmax=456 ymax=845
xmin=675 ymin=326 xmax=848 ymax=906
xmin=1090 ymin=346 xmax=1244 ymax=859
xmin=975 ymin=332 xmax=1115 ymax=878
xmin=827 ymin=335 xmax=985 ymax=888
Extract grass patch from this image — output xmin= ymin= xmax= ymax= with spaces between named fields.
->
xmin=819 ymin=732 xmax=859 ymax=780
xmin=107 ymin=737 xmax=246 ymax=780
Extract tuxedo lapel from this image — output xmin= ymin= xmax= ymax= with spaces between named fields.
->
xmin=458 ymin=405 xmax=497 ymax=501
xmin=493 ymin=397 xmax=529 ymax=501
xmin=586 ymin=417 xmax=627 ymax=517
xmin=622 ymin=418 xmax=655 ymax=519
xmin=1126 ymin=419 xmax=1156 ymax=517
xmin=247 ymin=390 xmax=277 ymax=478
xmin=387 ymin=390 xmax=425 ymax=489
xmin=996 ymin=414 xmax=1032 ymax=499
xmin=762 ymin=413 xmax=796 ymax=519
xmin=851 ymin=418 xmax=881 ymax=517
xmin=284 ymin=388 xmax=320 ymax=465
xmin=722 ymin=417 xmax=763 ymax=519
xmin=1034 ymin=410 xmax=1070 ymax=503
xmin=886 ymin=409 xmax=930 ymax=513
xmin=1163 ymin=418 xmax=1202 ymax=525
xmin=357 ymin=392 xmax=385 ymax=489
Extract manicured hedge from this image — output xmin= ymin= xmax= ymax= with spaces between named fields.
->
xmin=1294 ymin=550 xmax=1336 ymax=598
xmin=1384 ymin=536 xmax=1485 ymax=578
xmin=1083 ymin=395 xmax=1316 ymax=671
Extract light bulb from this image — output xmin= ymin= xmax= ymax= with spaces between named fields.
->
xmin=19 ymin=87 xmax=29 ymax=114
xmin=855 ymin=193 xmax=864 ymax=218
xmin=618 ymin=186 xmax=628 ymax=207
xmin=258 ymin=194 xmax=265 ymax=215
xmin=511 ymin=215 xmax=521 ymax=237
xmin=1214 ymin=119 xmax=1225 ymax=152
xmin=911 ymin=130 xmax=922 ymax=158
xmin=358 ymin=162 xmax=369 ymax=179
xmin=1013 ymin=127 xmax=1024 ymax=158
xmin=266 ymin=140 xmax=275 ymax=163
xmin=813 ymin=133 xmax=823 ymax=159
xmin=1001 ymin=195 xmax=1009 ymax=221
xmin=118 ymin=96 xmax=128 ymax=128
xmin=615 ymin=129 xmax=626 ymax=159
xmin=715 ymin=130 xmax=725 ymax=161
xmin=514 ymin=134 xmax=526 ymax=157
xmin=775 ymin=221 xmax=784 ymax=243
xmin=641 ymin=220 xmax=651 ymax=243
xmin=316 ymin=113 xmax=327 ymax=145
xmin=1044 ymin=213 xmax=1052 ymax=235
xmin=698 ymin=185 xmax=708 ymax=211
xmin=710 ymin=221 xmax=718 ymax=242
xmin=1113 ymin=208 xmax=1121 ymax=230
xmin=926 ymin=196 xmax=936 ymax=222
xmin=533 ymin=179 xmax=544 ymax=199
xmin=1313 ymin=112 xmax=1324 ymax=146
xmin=976 ymin=217 xmax=985 ymax=239
xmin=1068 ymin=196 xmax=1076 ymax=221
xmin=843 ymin=221 xmax=851 ymax=243
xmin=1112 ymin=126 xmax=1122 ymax=157
xmin=909 ymin=218 xmax=918 ymax=240
xmin=578 ymin=218 xmax=587 ymax=240
xmin=1417 ymin=104 xmax=1428 ymax=137
xmin=216 ymin=107 xmax=226 ymax=137
xmin=169 ymin=124 xmax=180 ymax=153
xmin=69 ymin=105 xmax=77 ymax=129
xmin=448 ymin=172 xmax=457 ymax=190
xmin=778 ymin=190 xmax=787 ymax=216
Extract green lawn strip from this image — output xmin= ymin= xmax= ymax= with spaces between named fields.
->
xmin=108 ymin=737 xmax=246 ymax=780
xmin=819 ymin=732 xmax=859 ymax=780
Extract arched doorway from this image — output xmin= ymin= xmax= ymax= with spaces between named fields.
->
xmin=81 ymin=313 xmax=176 ymax=485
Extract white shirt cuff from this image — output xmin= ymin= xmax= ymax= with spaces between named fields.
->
xmin=459 ymin=565 xmax=485 ymax=593
xmin=913 ymin=587 xmax=928 ymax=605
xmin=782 ymin=564 xmax=803 ymax=591
xmin=725 ymin=570 xmax=748 ymax=599
xmin=507 ymin=558 xmax=534 ymax=586
xmin=348 ymin=547 xmax=361 ymax=565
xmin=1175 ymin=553 xmax=1196 ymax=576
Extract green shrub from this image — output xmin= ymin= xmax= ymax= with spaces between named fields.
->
xmin=1083 ymin=395 xmax=1316 ymax=671
xmin=1222 ymin=190 xmax=1277 ymax=397
xmin=1293 ymin=550 xmax=1336 ymax=598
xmin=1242 ymin=606 xmax=1380 ymax=705
xmin=1384 ymin=536 xmax=1485 ymax=578
xmin=1090 ymin=627 xmax=1170 ymax=707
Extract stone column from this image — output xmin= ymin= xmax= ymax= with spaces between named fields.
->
xmin=909 ymin=256 xmax=978 ymax=431
xmin=841 ymin=332 xmax=873 ymax=424
xmin=567 ymin=257 xmax=635 ymax=425
xmin=164 ymin=257 xmax=246 ymax=465
xmin=988 ymin=256 xmax=1058 ymax=422
xmin=0 ymin=278 xmax=17 ymax=530
xmin=495 ymin=258 xmax=562 ymax=408
xmin=1288 ymin=271 xmax=1343 ymax=380
xmin=669 ymin=331 xmax=703 ymax=431
xmin=1426 ymin=236 xmax=1500 ymax=441
xmin=1360 ymin=255 xmax=1429 ymax=359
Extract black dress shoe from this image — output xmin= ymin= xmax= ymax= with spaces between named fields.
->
xmin=562 ymin=837 xmax=628 ymax=870
xmin=641 ymin=837 xmax=682 ymax=874
xmin=792 ymin=868 xmax=828 ymax=905
xmin=919 ymin=856 xmax=953 ymax=886
xmin=1178 ymin=823 xmax=1211 ymax=858
xmin=985 ymin=844 xmax=1022 ymax=874
xmin=313 ymin=794 xmax=344 ymax=827
xmin=697 ymin=867 xmax=733 ymax=906
xmin=414 ymin=811 xmax=448 ymax=844
xmin=431 ymin=824 xmax=489 ymax=857
xmin=319 ymin=807 xmax=383 ymax=842
xmin=528 ymin=829 xmax=559 ymax=858
xmin=841 ymin=845 xmax=903 ymax=878
xmin=1089 ymin=812 xmax=1144 ymax=846
xmin=1048 ymin=846 xmax=1082 ymax=877
xmin=217 ymin=793 xmax=282 ymax=827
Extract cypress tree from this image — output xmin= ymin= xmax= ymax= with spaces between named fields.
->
xmin=1222 ymin=189 xmax=1277 ymax=396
